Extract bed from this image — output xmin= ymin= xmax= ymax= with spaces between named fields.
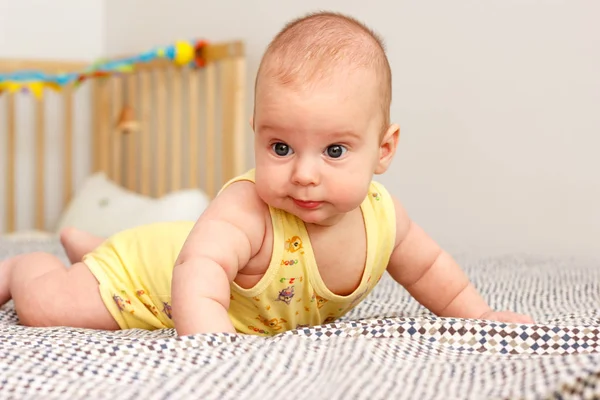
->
xmin=2 ymin=43 xmax=600 ymax=399
xmin=1 ymin=243 xmax=600 ymax=399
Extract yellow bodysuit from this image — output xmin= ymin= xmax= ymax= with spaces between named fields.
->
xmin=83 ymin=169 xmax=397 ymax=336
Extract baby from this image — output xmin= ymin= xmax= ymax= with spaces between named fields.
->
xmin=0 ymin=12 xmax=533 ymax=337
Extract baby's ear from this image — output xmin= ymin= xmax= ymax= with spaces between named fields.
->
xmin=375 ymin=124 xmax=400 ymax=174
xmin=249 ymin=116 xmax=254 ymax=130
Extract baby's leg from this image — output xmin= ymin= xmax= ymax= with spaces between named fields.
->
xmin=0 ymin=253 xmax=119 ymax=330
xmin=59 ymin=227 xmax=105 ymax=264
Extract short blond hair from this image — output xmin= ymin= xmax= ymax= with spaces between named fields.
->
xmin=256 ymin=11 xmax=392 ymax=129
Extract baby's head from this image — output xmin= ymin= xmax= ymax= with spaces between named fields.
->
xmin=252 ymin=11 xmax=399 ymax=225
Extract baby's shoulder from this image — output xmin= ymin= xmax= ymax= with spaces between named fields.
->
xmin=217 ymin=169 xmax=257 ymax=194
xmin=215 ymin=179 xmax=268 ymax=214
xmin=215 ymin=169 xmax=273 ymax=218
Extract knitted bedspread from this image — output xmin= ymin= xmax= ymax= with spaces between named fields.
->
xmin=1 ymin=238 xmax=599 ymax=399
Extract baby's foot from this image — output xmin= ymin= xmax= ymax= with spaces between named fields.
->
xmin=59 ymin=227 xmax=82 ymax=264
xmin=59 ymin=227 xmax=104 ymax=264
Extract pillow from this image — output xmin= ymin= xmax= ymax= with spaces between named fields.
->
xmin=55 ymin=172 xmax=210 ymax=238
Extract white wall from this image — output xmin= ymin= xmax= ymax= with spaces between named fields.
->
xmin=0 ymin=0 xmax=105 ymax=59
xmin=2 ymin=1 xmax=599 ymax=257
xmin=104 ymin=0 xmax=600 ymax=257
xmin=0 ymin=0 xmax=105 ymax=230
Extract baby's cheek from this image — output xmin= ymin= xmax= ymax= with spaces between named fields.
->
xmin=332 ymin=181 xmax=364 ymax=210
xmin=258 ymin=179 xmax=285 ymax=202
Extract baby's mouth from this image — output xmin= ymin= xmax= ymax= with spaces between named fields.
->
xmin=292 ymin=198 xmax=323 ymax=210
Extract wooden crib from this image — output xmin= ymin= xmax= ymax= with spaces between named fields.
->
xmin=0 ymin=40 xmax=247 ymax=234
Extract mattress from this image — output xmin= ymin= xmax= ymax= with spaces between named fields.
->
xmin=1 ymin=237 xmax=599 ymax=399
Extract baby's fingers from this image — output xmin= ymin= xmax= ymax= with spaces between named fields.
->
xmin=484 ymin=311 xmax=535 ymax=324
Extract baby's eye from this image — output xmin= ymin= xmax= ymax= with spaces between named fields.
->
xmin=325 ymin=144 xmax=347 ymax=159
xmin=272 ymin=142 xmax=293 ymax=157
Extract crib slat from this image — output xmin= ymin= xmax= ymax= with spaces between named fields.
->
xmin=96 ymin=80 xmax=110 ymax=174
xmin=139 ymin=72 xmax=151 ymax=196
xmin=6 ymin=93 xmax=16 ymax=232
xmin=188 ymin=68 xmax=199 ymax=188
xmin=233 ymin=56 xmax=246 ymax=177
xmin=126 ymin=75 xmax=137 ymax=191
xmin=92 ymin=82 xmax=99 ymax=172
xmin=35 ymin=98 xmax=45 ymax=230
xmin=111 ymin=77 xmax=123 ymax=184
xmin=63 ymin=87 xmax=74 ymax=207
xmin=155 ymin=69 xmax=167 ymax=197
xmin=205 ymin=63 xmax=216 ymax=198
xmin=171 ymin=67 xmax=182 ymax=191
xmin=220 ymin=60 xmax=235 ymax=183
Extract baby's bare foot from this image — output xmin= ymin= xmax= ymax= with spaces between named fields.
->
xmin=59 ymin=227 xmax=105 ymax=264
xmin=59 ymin=227 xmax=81 ymax=264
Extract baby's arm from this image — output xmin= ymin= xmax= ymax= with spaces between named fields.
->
xmin=386 ymin=196 xmax=534 ymax=323
xmin=171 ymin=181 xmax=267 ymax=336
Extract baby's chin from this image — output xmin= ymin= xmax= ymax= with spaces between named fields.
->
xmin=267 ymin=197 xmax=324 ymax=222
xmin=262 ymin=194 xmax=356 ymax=225
xmin=287 ymin=204 xmax=349 ymax=226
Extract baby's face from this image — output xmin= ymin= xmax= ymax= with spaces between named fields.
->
xmin=252 ymin=69 xmax=385 ymax=226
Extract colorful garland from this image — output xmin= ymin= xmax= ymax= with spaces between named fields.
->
xmin=0 ymin=39 xmax=208 ymax=98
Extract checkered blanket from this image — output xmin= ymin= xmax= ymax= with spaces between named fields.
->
xmin=1 ymin=238 xmax=600 ymax=399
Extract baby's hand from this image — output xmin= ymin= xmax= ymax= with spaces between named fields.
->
xmin=479 ymin=310 xmax=535 ymax=324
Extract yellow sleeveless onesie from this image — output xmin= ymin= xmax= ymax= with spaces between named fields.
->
xmin=83 ymin=169 xmax=396 ymax=336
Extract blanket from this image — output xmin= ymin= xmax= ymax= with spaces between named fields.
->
xmin=1 ymin=237 xmax=599 ymax=399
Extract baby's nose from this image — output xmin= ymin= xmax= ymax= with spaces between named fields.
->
xmin=291 ymin=159 xmax=321 ymax=186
